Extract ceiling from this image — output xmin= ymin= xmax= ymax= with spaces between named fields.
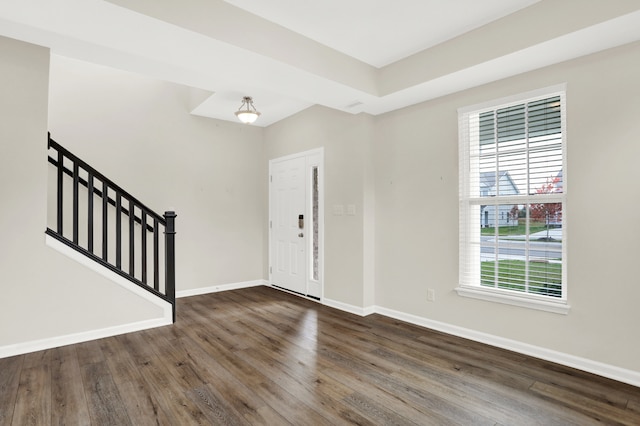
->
xmin=1 ymin=0 xmax=639 ymax=127
xmin=222 ymin=0 xmax=540 ymax=68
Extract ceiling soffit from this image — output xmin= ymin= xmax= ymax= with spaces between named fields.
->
xmin=0 ymin=0 xmax=639 ymax=125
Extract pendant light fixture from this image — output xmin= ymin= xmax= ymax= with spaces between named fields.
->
xmin=234 ymin=96 xmax=261 ymax=124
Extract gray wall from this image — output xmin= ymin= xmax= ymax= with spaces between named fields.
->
xmin=264 ymin=106 xmax=375 ymax=307
xmin=0 ymin=37 xmax=163 ymax=347
xmin=373 ymin=41 xmax=640 ymax=373
xmin=48 ymin=55 xmax=266 ymax=291
xmin=3 ymin=33 xmax=639 ymax=378
xmin=264 ymin=41 xmax=640 ymax=375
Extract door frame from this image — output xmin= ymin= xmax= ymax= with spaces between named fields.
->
xmin=268 ymin=148 xmax=324 ymax=300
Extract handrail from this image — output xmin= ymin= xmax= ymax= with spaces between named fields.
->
xmin=46 ymin=133 xmax=176 ymax=322
xmin=48 ymin=138 xmax=165 ymax=224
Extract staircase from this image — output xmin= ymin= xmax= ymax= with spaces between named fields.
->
xmin=46 ymin=134 xmax=176 ymax=321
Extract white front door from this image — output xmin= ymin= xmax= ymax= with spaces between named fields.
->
xmin=269 ymin=149 xmax=323 ymax=298
xmin=270 ymin=156 xmax=307 ymax=294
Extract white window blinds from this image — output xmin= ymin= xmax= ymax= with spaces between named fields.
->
xmin=458 ymin=86 xmax=567 ymax=305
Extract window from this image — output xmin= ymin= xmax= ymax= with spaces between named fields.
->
xmin=311 ymin=165 xmax=319 ymax=281
xmin=457 ymin=85 xmax=568 ymax=314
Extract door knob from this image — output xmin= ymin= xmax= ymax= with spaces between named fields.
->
xmin=298 ymin=232 xmax=304 ymax=237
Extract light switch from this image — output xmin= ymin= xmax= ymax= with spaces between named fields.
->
xmin=347 ymin=204 xmax=356 ymax=216
xmin=333 ymin=204 xmax=344 ymax=216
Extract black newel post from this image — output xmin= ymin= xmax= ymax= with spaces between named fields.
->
xmin=164 ymin=211 xmax=177 ymax=323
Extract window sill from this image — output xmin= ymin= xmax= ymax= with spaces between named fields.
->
xmin=455 ymin=286 xmax=570 ymax=315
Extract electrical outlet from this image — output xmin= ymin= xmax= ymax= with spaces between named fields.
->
xmin=427 ymin=288 xmax=435 ymax=302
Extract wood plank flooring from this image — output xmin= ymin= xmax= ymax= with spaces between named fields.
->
xmin=1 ymin=286 xmax=639 ymax=425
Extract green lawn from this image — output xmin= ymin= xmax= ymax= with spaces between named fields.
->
xmin=481 ymin=259 xmax=562 ymax=297
xmin=480 ymin=223 xmax=549 ymax=236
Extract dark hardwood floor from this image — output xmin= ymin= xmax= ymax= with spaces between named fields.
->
xmin=1 ymin=286 xmax=639 ymax=425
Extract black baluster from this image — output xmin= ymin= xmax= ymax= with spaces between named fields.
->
xmin=141 ymin=212 xmax=147 ymax=284
xmin=153 ymin=218 xmax=159 ymax=291
xmin=87 ymin=173 xmax=94 ymax=253
xmin=57 ymin=150 xmax=63 ymax=234
xmin=72 ymin=161 xmax=79 ymax=244
xmin=116 ymin=194 xmax=122 ymax=269
xmin=129 ymin=200 xmax=135 ymax=277
xmin=102 ymin=182 xmax=108 ymax=261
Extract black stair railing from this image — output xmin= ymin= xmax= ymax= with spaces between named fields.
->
xmin=46 ymin=134 xmax=176 ymax=322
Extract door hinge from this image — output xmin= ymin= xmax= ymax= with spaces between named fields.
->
xmin=269 ymin=266 xmax=272 ymax=274
xmin=269 ymin=220 xmax=272 ymax=228
xmin=270 ymin=175 xmax=273 ymax=182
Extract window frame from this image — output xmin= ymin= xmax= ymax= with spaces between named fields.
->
xmin=456 ymin=85 xmax=570 ymax=315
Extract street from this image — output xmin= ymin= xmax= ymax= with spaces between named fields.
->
xmin=479 ymin=236 xmax=562 ymax=261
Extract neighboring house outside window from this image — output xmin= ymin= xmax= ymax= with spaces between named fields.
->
xmin=479 ymin=171 xmax=519 ymax=228
xmin=457 ymin=85 xmax=568 ymax=314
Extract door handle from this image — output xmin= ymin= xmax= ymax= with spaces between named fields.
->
xmin=298 ymin=214 xmax=304 ymax=229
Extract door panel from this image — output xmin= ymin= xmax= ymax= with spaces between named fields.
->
xmin=270 ymin=156 xmax=307 ymax=294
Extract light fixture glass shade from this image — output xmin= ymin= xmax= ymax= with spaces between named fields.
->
xmin=235 ymin=111 xmax=259 ymax=124
xmin=235 ymin=96 xmax=261 ymax=124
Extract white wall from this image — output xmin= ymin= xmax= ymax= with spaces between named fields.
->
xmin=264 ymin=40 xmax=640 ymax=379
xmin=264 ymin=106 xmax=375 ymax=308
xmin=3 ymin=33 xmax=639 ymax=382
xmin=373 ymin=41 xmax=640 ymax=374
xmin=48 ymin=55 xmax=266 ymax=291
xmin=0 ymin=36 xmax=164 ymax=350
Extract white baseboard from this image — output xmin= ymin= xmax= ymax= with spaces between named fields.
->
xmin=0 ymin=317 xmax=171 ymax=359
xmin=362 ymin=305 xmax=376 ymax=316
xmin=177 ymin=279 xmax=267 ymax=298
xmin=374 ymin=305 xmax=640 ymax=388
xmin=0 ymin=277 xmax=266 ymax=358
xmin=8 ymin=258 xmax=638 ymax=389
xmin=323 ymin=298 xmax=375 ymax=317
